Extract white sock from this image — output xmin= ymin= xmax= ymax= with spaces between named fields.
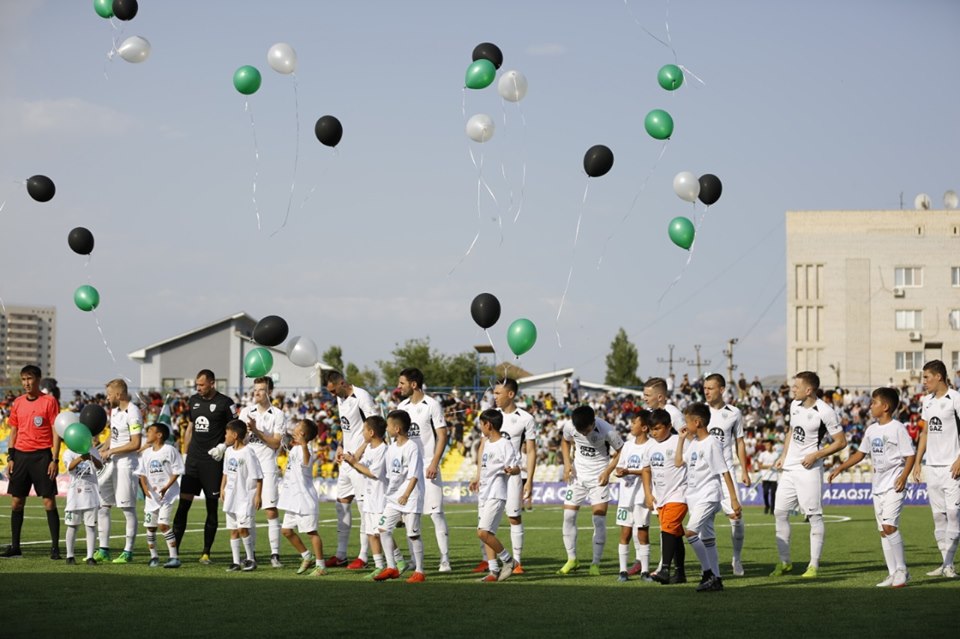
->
xmin=410 ymin=536 xmax=424 ymax=573
xmin=510 ymin=523 xmax=524 ymax=563
xmin=394 ymin=546 xmax=404 ymax=564
xmin=242 ymin=535 xmax=255 ymax=561
xmin=146 ymin=530 xmax=158 ymax=558
xmin=431 ymin=512 xmax=449 ymax=562
xmin=300 ymin=549 xmax=311 ymax=560
xmin=886 ymin=530 xmax=907 ymax=571
xmin=562 ymin=510 xmax=578 ymax=560
xmin=97 ymin=506 xmax=111 ymax=549
xmin=66 ymin=525 xmax=78 ymax=558
xmin=704 ymin=537 xmax=720 ymax=576
xmin=335 ymin=502 xmax=351 ymax=559
xmin=478 ymin=539 xmax=487 ymax=562
xmin=122 ymin=508 xmax=137 ymax=553
xmin=944 ymin=509 xmax=960 ymax=567
xmin=85 ymin=525 xmax=96 ymax=559
xmin=808 ymin=514 xmax=824 ymax=568
xmin=639 ymin=543 xmax=651 ymax=573
xmin=774 ymin=510 xmax=791 ymax=563
xmin=592 ymin=515 xmax=606 ymax=565
xmin=618 ymin=543 xmax=630 ymax=572
xmin=163 ymin=530 xmax=178 ymax=559
xmin=373 ymin=552 xmax=384 ymax=569
xmin=381 ymin=532 xmax=397 ymax=569
xmin=687 ymin=534 xmax=710 ymax=573
xmin=731 ymin=518 xmax=745 ymax=563
xmin=359 ymin=528 xmax=370 ymax=563
xmin=268 ymin=518 xmax=281 ymax=555
xmin=230 ymin=538 xmax=242 ymax=565
xmin=880 ymin=536 xmax=896 ymax=575
xmin=933 ymin=511 xmax=948 ymax=561
xmin=488 ymin=557 xmax=498 ymax=573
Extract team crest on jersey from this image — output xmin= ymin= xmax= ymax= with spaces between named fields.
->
xmin=34 ymin=416 xmax=43 ymax=427
xmin=210 ymin=403 xmax=217 ymax=413
xmin=871 ymin=437 xmax=884 ymax=455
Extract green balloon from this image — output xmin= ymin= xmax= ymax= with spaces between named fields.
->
xmin=657 ymin=64 xmax=683 ymax=91
xmin=645 ymin=109 xmax=674 ymax=140
xmin=233 ymin=65 xmax=262 ymax=95
xmin=244 ymin=347 xmax=274 ymax=378
xmin=63 ymin=423 xmax=93 ymax=454
xmin=668 ymin=216 xmax=695 ymax=250
xmin=465 ymin=59 xmax=496 ymax=90
xmin=507 ymin=318 xmax=537 ymax=357
xmin=74 ymin=285 xmax=100 ymax=312
xmin=94 ymin=0 xmax=113 ymax=19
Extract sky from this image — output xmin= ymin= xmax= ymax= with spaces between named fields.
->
xmin=1 ymin=0 xmax=958 ymax=390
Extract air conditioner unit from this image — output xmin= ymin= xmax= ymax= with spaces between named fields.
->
xmin=184 ymin=378 xmax=195 ymax=387
xmin=909 ymin=369 xmax=918 ymax=378
xmin=893 ymin=287 xmax=905 ymax=298
xmin=908 ymin=331 xmax=922 ymax=342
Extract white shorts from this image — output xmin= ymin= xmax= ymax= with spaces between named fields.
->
xmin=563 ymin=477 xmax=611 ymax=507
xmin=686 ymin=500 xmax=721 ymax=539
xmin=423 ymin=473 xmax=444 ymax=514
xmin=144 ymin=503 xmax=174 ymax=528
xmin=924 ymin=465 xmax=960 ymax=514
xmin=774 ymin=468 xmax=823 ymax=515
xmin=65 ymin=509 xmax=96 ymax=527
xmin=336 ymin=464 xmax=360 ymax=501
xmin=616 ymin=503 xmax=651 ymax=528
xmin=282 ymin=511 xmax=317 ymax=534
xmin=362 ymin=511 xmax=381 ymax=536
xmin=720 ymin=478 xmax=738 ymax=516
xmin=873 ymin=490 xmax=904 ymax=531
xmin=478 ymin=499 xmax=506 ymax=534
xmin=379 ymin=508 xmax=422 ymax=538
xmin=506 ymin=474 xmax=524 ymax=518
xmin=261 ymin=472 xmax=279 ymax=510
xmin=98 ymin=459 xmax=139 ymax=508
xmin=226 ymin=509 xmax=255 ymax=530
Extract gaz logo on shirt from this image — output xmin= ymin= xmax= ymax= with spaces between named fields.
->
xmin=689 ymin=451 xmax=699 ymax=466
xmin=112 ymin=427 xmax=120 ymax=439
xmin=340 ymin=416 xmax=351 ymax=431
xmin=928 ymin=416 xmax=943 ymax=433
xmin=390 ymin=458 xmax=402 ymax=474
xmin=579 ymin=445 xmax=598 ymax=458
xmin=627 ymin=454 xmax=642 ymax=469
xmin=709 ymin=427 xmax=725 ymax=444
xmin=871 ymin=437 xmax=884 ymax=455
xmin=409 ymin=422 xmax=421 ymax=438
xmin=650 ymin=452 xmax=665 ymax=468
xmin=149 ymin=459 xmax=164 ymax=475
xmin=481 ymin=452 xmax=489 ymax=468
xmin=793 ymin=426 xmax=806 ymax=443
xmin=195 ymin=416 xmax=210 ymax=433
xmin=227 ymin=458 xmax=239 ymax=472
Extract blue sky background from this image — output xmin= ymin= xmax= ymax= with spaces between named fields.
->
xmin=1 ymin=0 xmax=958 ymax=388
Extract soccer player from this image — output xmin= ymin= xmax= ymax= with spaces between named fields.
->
xmin=469 ymin=409 xmax=521 ymax=582
xmin=557 ymin=405 xmax=623 ymax=576
xmin=221 ymin=419 xmax=263 ymax=572
xmin=375 ymin=410 xmax=426 ymax=583
xmin=912 ymin=359 xmax=960 ymax=578
xmin=137 ymin=423 xmax=184 ymax=569
xmin=397 ymin=368 xmax=451 ymax=572
xmin=641 ymin=409 xmax=688 ymax=584
xmin=829 ymin=387 xmax=915 ymax=587
xmin=675 ymin=403 xmax=742 ymax=592
xmin=343 ymin=415 xmax=391 ymax=579
xmin=94 ymin=378 xmax=143 ymax=564
xmin=1 ymin=365 xmax=63 ymax=560
xmin=326 ymin=370 xmax=380 ymax=570
xmin=614 ymin=409 xmax=654 ymax=582
xmin=703 ymin=373 xmax=751 ymax=576
xmin=770 ymin=371 xmax=847 ymax=578
xmin=642 ymin=377 xmax=685 ymax=432
xmin=279 ymin=419 xmax=327 ymax=577
xmin=63 ymin=447 xmax=103 ymax=565
xmin=239 ymin=376 xmax=287 ymax=568
xmin=172 ymin=369 xmax=237 ymax=564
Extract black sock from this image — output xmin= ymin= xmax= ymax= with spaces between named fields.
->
xmin=46 ymin=508 xmax=60 ymax=548
xmin=659 ymin=531 xmax=675 ymax=570
xmin=674 ymin=533 xmax=686 ymax=572
xmin=173 ymin=499 xmax=192 ymax=548
xmin=203 ymin=498 xmax=219 ymax=554
xmin=11 ymin=510 xmax=24 ymax=548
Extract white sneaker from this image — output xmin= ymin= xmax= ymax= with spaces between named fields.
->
xmin=731 ymin=560 xmax=744 ymax=577
xmin=892 ymin=568 xmax=910 ymax=588
xmin=944 ymin=565 xmax=957 ymax=578
xmin=438 ymin=560 xmax=452 ymax=573
xmin=926 ymin=565 xmax=945 ymax=577
xmin=875 ymin=574 xmax=894 ymax=587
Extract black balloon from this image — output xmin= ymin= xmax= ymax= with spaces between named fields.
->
xmin=112 ymin=0 xmax=138 ymax=21
xmin=253 ymin=315 xmax=289 ymax=347
xmin=472 ymin=42 xmax=503 ymax=70
xmin=26 ymin=175 xmax=55 ymax=202
xmin=315 ymin=115 xmax=343 ymax=147
xmin=470 ymin=293 xmax=501 ymax=329
xmin=39 ymin=378 xmax=60 ymax=401
xmin=698 ymin=173 xmax=722 ymax=206
xmin=583 ymin=145 xmax=614 ymax=178
xmin=79 ymin=404 xmax=108 ymax=437
xmin=68 ymin=227 xmax=95 ymax=255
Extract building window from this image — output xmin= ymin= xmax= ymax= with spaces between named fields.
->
xmin=161 ymin=378 xmax=177 ymax=392
xmin=894 ymin=267 xmax=923 ymax=287
xmin=952 ymin=351 xmax=959 ymax=373
xmin=953 ymin=267 xmax=960 ymax=287
xmin=949 ymin=310 xmax=960 ymax=331
xmin=895 ymin=351 xmax=924 ymax=371
xmin=895 ymin=310 xmax=923 ymax=330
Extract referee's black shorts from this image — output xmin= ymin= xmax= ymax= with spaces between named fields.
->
xmin=8 ymin=449 xmax=58 ymax=499
xmin=181 ymin=457 xmax=224 ymax=500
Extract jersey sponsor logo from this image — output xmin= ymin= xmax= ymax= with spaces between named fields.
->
xmin=579 ymin=445 xmax=598 ymax=458
xmin=33 ymin=416 xmax=43 ymax=427
xmin=871 ymin=437 xmax=884 ymax=455
xmin=792 ymin=425 xmax=806 ymax=443
xmin=227 ymin=457 xmax=239 ymax=473
xmin=112 ymin=426 xmax=120 ymax=440
xmin=409 ymin=422 xmax=421 ymax=438
xmin=481 ymin=452 xmax=489 ymax=468
xmin=340 ymin=416 xmax=351 ymax=431
xmin=390 ymin=458 xmax=402 ymax=474
xmin=502 ymin=432 xmax=512 ymax=440
xmin=709 ymin=427 xmax=725 ymax=443
xmin=650 ymin=451 xmax=665 ymax=467
xmin=627 ymin=454 xmax=642 ymax=469
xmin=149 ymin=459 xmax=164 ymax=474
xmin=690 ymin=451 xmax=699 ymax=465
xmin=928 ymin=416 xmax=943 ymax=433
xmin=195 ymin=416 xmax=210 ymax=432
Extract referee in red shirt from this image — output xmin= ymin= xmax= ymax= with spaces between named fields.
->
xmin=1 ymin=365 xmax=63 ymax=559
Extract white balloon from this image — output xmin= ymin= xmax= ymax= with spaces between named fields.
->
xmin=465 ymin=114 xmax=495 ymax=143
xmin=287 ymin=335 xmax=318 ymax=367
xmin=54 ymin=411 xmax=76 ymax=438
xmin=673 ymin=171 xmax=700 ymax=203
xmin=498 ymin=70 xmax=528 ymax=102
xmin=267 ymin=42 xmax=297 ymax=74
xmin=117 ymin=36 xmax=151 ymax=63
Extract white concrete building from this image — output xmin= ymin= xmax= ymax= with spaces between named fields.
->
xmin=0 ymin=304 xmax=56 ymax=384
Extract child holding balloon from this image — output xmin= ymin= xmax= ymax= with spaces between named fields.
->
xmin=63 ymin=447 xmax=103 ymax=565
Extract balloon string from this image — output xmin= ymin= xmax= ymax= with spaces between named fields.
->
xmin=499 ymin=77 xmax=529 ymax=225
xmin=623 ymin=0 xmax=678 ymax=63
xmin=555 ymin=181 xmax=590 ymax=348
xmin=103 ymin=22 xmax=125 ymax=80
xmin=484 ymin=328 xmax=499 ymax=385
xmin=245 ymin=99 xmax=262 ymax=232
xmin=91 ymin=309 xmax=118 ymax=365
xmin=272 ymin=73 xmax=301 ymax=236
xmin=656 ymin=229 xmax=699 ymax=308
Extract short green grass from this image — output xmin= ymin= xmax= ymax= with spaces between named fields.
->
xmin=0 ymin=500 xmax=956 ymax=638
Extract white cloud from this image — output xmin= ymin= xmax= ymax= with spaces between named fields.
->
xmin=0 ymin=97 xmax=139 ymax=140
xmin=525 ymin=43 xmax=566 ymax=57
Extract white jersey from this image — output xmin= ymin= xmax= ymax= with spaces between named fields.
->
xmin=783 ymin=399 xmax=842 ymax=471
xmin=278 ymin=444 xmax=318 ymax=516
xmin=642 ymin=434 xmax=686 ymax=507
xmin=562 ymin=418 xmax=623 ymax=480
xmin=109 ymin=404 xmax=143 ymax=461
xmin=478 ymin=437 xmax=520 ymax=502
xmin=863 ymin=420 xmax=915 ymax=494
xmin=238 ymin=403 xmax=287 ymax=474
xmin=665 ymin=403 xmax=686 ymax=433
xmin=385 ymin=439 xmax=423 ymax=514
xmin=617 ymin=438 xmax=652 ymax=508
xmin=359 ymin=442 xmax=389 ymax=515
xmin=708 ymin=404 xmax=744 ymax=471
xmin=757 ymin=450 xmax=780 ymax=482
xmin=920 ymin=390 xmax=960 ymax=466
xmin=64 ymin=449 xmax=102 ymax=511
xmin=499 ymin=406 xmax=536 ymax=479
xmin=222 ymin=445 xmax=263 ymax=515
xmin=336 ymin=386 xmax=380 ymax=454
xmin=398 ymin=394 xmax=447 ymax=464
xmin=683 ymin=435 xmax=728 ymax=505
xmin=137 ymin=444 xmax=184 ymax=510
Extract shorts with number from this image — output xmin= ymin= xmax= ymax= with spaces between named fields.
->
xmin=423 ymin=473 xmax=444 ymax=514
xmin=720 ymin=478 xmax=739 ymax=516
xmin=225 ymin=509 xmax=255 ymax=530
xmin=64 ymin=508 xmax=96 ymax=527
xmin=379 ymin=508 xmax=421 ymax=538
xmin=8 ymin=449 xmax=58 ymax=498
xmin=477 ymin=498 xmax=506 ymax=534
xmin=336 ymin=464 xmax=360 ymax=500
xmin=362 ymin=511 xmax=382 ymax=536
xmin=181 ymin=457 xmax=223 ymax=499
xmin=98 ymin=459 xmax=139 ymax=508
xmin=282 ymin=511 xmax=317 ymax=534
xmin=774 ymin=468 xmax=823 ymax=515
xmin=924 ymin=465 xmax=960 ymax=514
xmin=260 ymin=472 xmax=279 ymax=509
xmin=685 ymin=500 xmax=720 ymax=539
xmin=616 ymin=503 xmax=651 ymax=528
xmin=506 ymin=474 xmax=524 ymax=518
xmin=144 ymin=503 xmax=174 ymax=528
xmin=873 ymin=490 xmax=904 ymax=531
xmin=563 ymin=478 xmax=611 ymax=507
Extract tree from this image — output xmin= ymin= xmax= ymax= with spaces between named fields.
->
xmin=322 ymin=345 xmax=344 ymax=373
xmin=378 ymin=337 xmax=494 ymax=389
xmin=346 ymin=362 xmax=380 ymax=390
xmin=605 ymin=327 xmax=641 ymax=387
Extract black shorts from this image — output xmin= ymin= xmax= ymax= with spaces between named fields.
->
xmin=181 ymin=457 xmax=223 ymax=499
xmin=8 ymin=449 xmax=58 ymax=499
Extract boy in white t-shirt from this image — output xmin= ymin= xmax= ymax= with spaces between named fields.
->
xmin=63 ymin=447 xmax=103 ymax=565
xmin=220 ymin=420 xmax=263 ymax=572
xmin=756 ymin=440 xmax=779 ymax=515
xmin=641 ymin=409 xmax=688 ymax=584
xmin=829 ymin=387 xmax=915 ymax=587
xmin=614 ymin=409 xmax=654 ymax=582
xmin=343 ymin=415 xmax=392 ymax=580
xmin=137 ymin=423 xmax=184 ymax=568
xmin=279 ymin=419 xmax=326 ymax=577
